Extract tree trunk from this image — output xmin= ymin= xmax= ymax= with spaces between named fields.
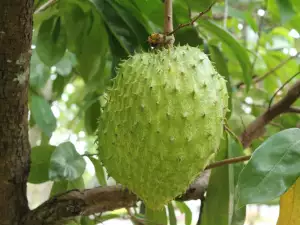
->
xmin=0 ymin=0 xmax=33 ymax=224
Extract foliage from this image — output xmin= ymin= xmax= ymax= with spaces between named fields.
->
xmin=28 ymin=0 xmax=300 ymax=224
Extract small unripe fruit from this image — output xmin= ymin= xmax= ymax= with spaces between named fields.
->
xmin=97 ymin=45 xmax=228 ymax=209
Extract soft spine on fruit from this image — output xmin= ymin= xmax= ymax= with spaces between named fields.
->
xmin=97 ymin=45 xmax=229 ymax=209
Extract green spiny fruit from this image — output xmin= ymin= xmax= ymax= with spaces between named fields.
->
xmin=97 ymin=45 xmax=229 ymax=209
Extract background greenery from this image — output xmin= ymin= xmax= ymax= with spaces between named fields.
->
xmin=28 ymin=0 xmax=300 ymax=224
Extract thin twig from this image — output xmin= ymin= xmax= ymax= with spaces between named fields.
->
xmin=285 ymin=107 xmax=300 ymax=114
xmin=34 ymin=0 xmax=57 ymax=14
xmin=236 ymin=52 xmax=300 ymax=88
xmin=205 ymin=155 xmax=251 ymax=170
xmin=268 ymin=71 xmax=300 ymax=110
xmin=254 ymin=52 xmax=300 ymax=83
xmin=168 ymin=1 xmax=216 ymax=36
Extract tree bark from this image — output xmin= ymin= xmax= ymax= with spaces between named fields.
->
xmin=0 ymin=0 xmax=33 ymax=224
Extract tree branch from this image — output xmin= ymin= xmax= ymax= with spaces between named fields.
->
xmin=241 ymin=80 xmax=300 ymax=148
xmin=285 ymin=107 xmax=300 ymax=114
xmin=23 ymin=171 xmax=210 ymax=225
xmin=168 ymin=1 xmax=216 ymax=36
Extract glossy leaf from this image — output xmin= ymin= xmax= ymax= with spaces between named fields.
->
xmin=28 ymin=145 xmax=55 ymax=184
xmin=50 ymin=180 xmax=68 ymax=197
xmin=236 ymin=128 xmax=300 ymax=207
xmin=208 ymin=44 xmax=232 ymax=119
xmin=55 ymin=51 xmax=76 ymax=76
xmin=30 ymin=50 xmax=51 ymax=88
xmin=197 ymin=20 xmax=251 ymax=90
xmin=80 ymin=216 xmax=96 ymax=225
xmin=186 ymin=0 xmax=213 ymax=12
xmin=30 ymin=94 xmax=57 ymax=137
xmin=49 ymin=142 xmax=86 ymax=181
xmin=175 ymin=202 xmax=192 ymax=225
xmin=84 ymin=99 xmax=101 ymax=135
xmin=50 ymin=177 xmax=84 ymax=197
xmin=91 ymin=0 xmax=139 ymax=58
xmin=201 ymin=135 xmax=229 ymax=225
xmin=73 ymin=9 xmax=108 ymax=82
xmin=228 ymin=137 xmax=246 ymax=225
xmin=88 ymin=156 xmax=107 ymax=186
xmin=174 ymin=27 xmax=203 ymax=47
xmin=36 ymin=16 xmax=67 ymax=66
xmin=276 ymin=0 xmax=296 ymax=23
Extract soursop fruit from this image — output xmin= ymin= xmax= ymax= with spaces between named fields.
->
xmin=97 ymin=45 xmax=229 ymax=209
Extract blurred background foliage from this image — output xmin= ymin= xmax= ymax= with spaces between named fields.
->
xmin=27 ymin=0 xmax=300 ymax=224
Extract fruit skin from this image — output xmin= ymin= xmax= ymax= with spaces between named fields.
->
xmin=97 ymin=45 xmax=229 ymax=209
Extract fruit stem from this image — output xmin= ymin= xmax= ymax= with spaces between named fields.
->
xmin=164 ymin=0 xmax=173 ymax=34
xmin=164 ymin=0 xmax=174 ymax=47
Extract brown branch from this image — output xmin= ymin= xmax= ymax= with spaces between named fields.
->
xmin=168 ymin=1 xmax=216 ymax=36
xmin=285 ymin=107 xmax=300 ymax=114
xmin=241 ymin=80 xmax=300 ymax=148
xmin=22 ymin=171 xmax=210 ymax=225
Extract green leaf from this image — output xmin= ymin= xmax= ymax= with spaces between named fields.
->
xmin=97 ymin=213 xmax=120 ymax=222
xmin=168 ymin=203 xmax=177 ymax=225
xmin=88 ymin=156 xmax=107 ymax=186
xmin=228 ymin=137 xmax=246 ymax=225
xmin=60 ymin=2 xmax=89 ymax=52
xmin=201 ymin=135 xmax=229 ymax=225
xmin=49 ymin=142 xmax=86 ymax=181
xmin=91 ymin=0 xmax=139 ymax=59
xmin=52 ymin=74 xmax=72 ymax=99
xmin=28 ymin=145 xmax=55 ymax=184
xmin=132 ymin=0 xmax=163 ymax=28
xmin=84 ymin=99 xmax=101 ymax=135
xmin=55 ymin=51 xmax=76 ymax=76
xmin=30 ymin=94 xmax=57 ymax=137
xmin=67 ymin=176 xmax=85 ymax=190
xmin=175 ymin=202 xmax=192 ymax=225
xmin=186 ymin=0 xmax=213 ymax=12
xmin=208 ymin=44 xmax=232 ymax=119
xmin=109 ymin=1 xmax=150 ymax=49
xmin=145 ymin=207 xmax=168 ymax=225
xmin=73 ymin=9 xmax=108 ymax=82
xmin=50 ymin=177 xmax=84 ymax=197
xmin=30 ymin=50 xmax=51 ymax=88
xmin=197 ymin=20 xmax=251 ymax=90
xmin=50 ymin=180 xmax=68 ymax=196
xmin=81 ymin=216 xmax=95 ymax=225
xmin=174 ymin=27 xmax=203 ymax=47
xmin=36 ymin=16 xmax=67 ymax=66
xmin=236 ymin=128 xmax=300 ymax=208
xmin=276 ymin=0 xmax=296 ymax=23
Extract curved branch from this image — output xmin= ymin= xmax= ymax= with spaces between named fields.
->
xmin=23 ymin=171 xmax=210 ymax=225
xmin=241 ymin=80 xmax=300 ymax=148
